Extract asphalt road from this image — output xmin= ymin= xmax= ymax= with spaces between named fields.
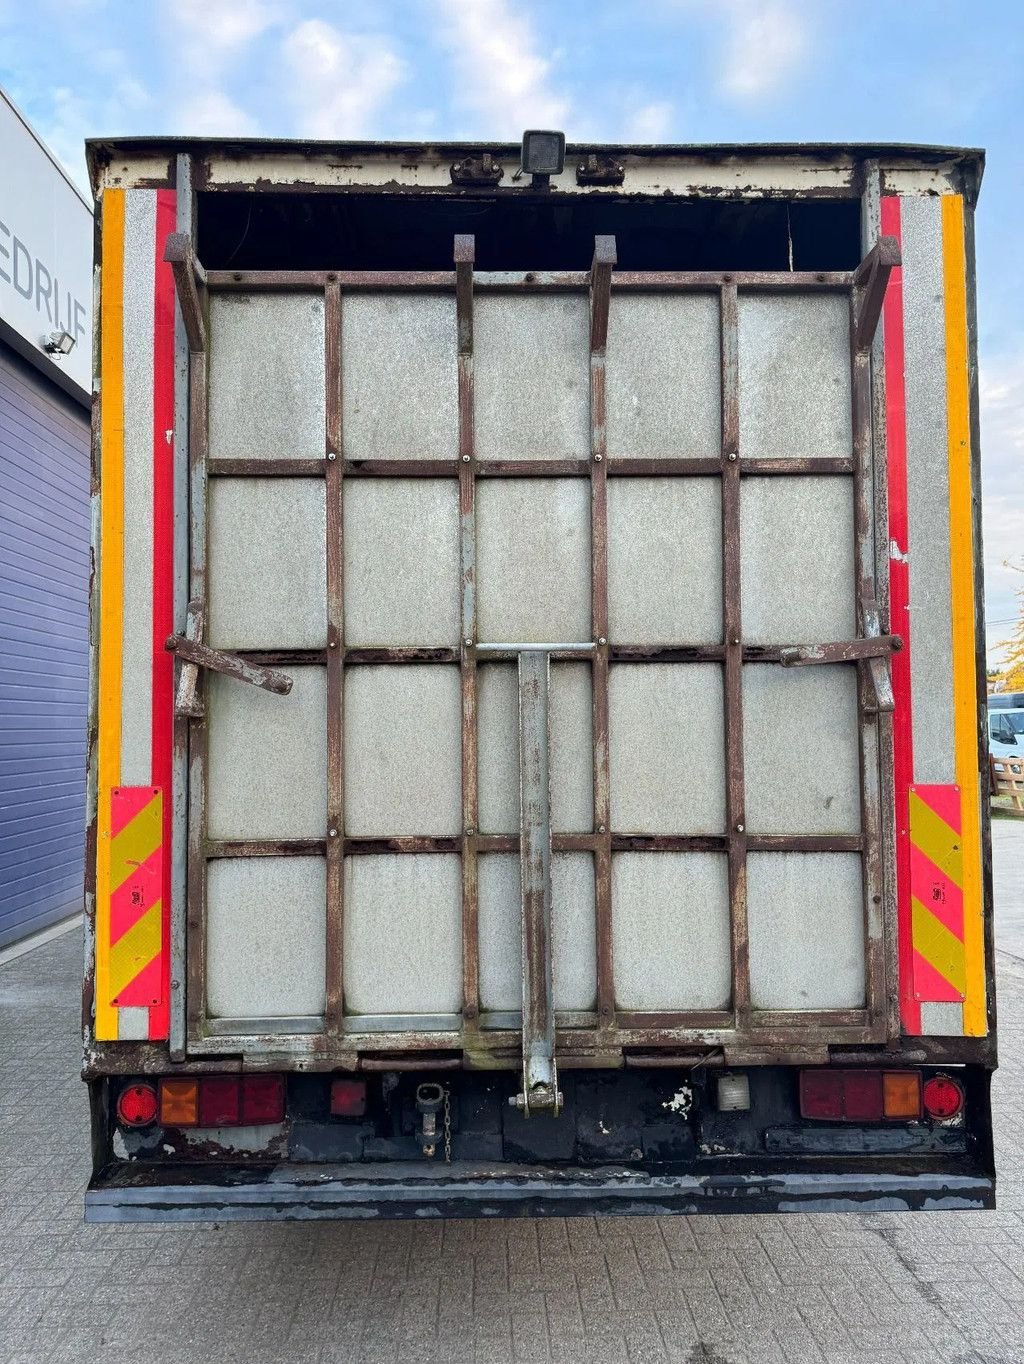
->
xmin=0 ymin=823 xmax=1022 ymax=1364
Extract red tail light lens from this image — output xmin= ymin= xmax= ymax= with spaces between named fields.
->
xmin=157 ymin=1075 xmax=284 ymax=1127
xmin=841 ymin=1071 xmax=883 ymax=1121
xmin=198 ymin=1077 xmax=241 ymax=1126
xmin=799 ymin=1071 xmax=843 ymax=1120
xmin=800 ymin=1070 xmax=923 ymax=1122
xmin=117 ymin=1082 xmax=158 ymax=1127
xmin=922 ymin=1074 xmax=965 ymax=1119
xmin=330 ymin=1079 xmax=367 ymax=1117
xmin=241 ymin=1075 xmax=286 ymax=1124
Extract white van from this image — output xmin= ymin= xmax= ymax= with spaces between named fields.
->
xmin=989 ymin=693 xmax=1024 ymax=760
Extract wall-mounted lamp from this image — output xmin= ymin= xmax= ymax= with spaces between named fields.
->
xmin=521 ymin=130 xmax=565 ymax=189
xmin=42 ymin=330 xmax=76 ymax=356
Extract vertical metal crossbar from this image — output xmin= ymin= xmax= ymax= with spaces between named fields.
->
xmin=590 ymin=236 xmax=616 ymax=1033
xmin=169 ymin=153 xmax=193 ymax=1059
xmin=325 ymin=281 xmax=344 ymax=1036
xmin=850 ymin=278 xmax=888 ymax=1033
xmin=455 ymin=235 xmax=481 ymax=1038
xmin=719 ymin=283 xmax=751 ymax=1024
xmin=517 ymin=649 xmax=557 ymax=1110
xmin=184 ymin=351 xmax=209 ymax=1042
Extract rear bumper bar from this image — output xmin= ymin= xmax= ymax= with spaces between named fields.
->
xmin=86 ymin=1161 xmax=995 ymax=1222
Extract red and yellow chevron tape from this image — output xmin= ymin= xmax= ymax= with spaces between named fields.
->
xmin=109 ymin=787 xmax=164 ymax=1008
xmin=910 ymin=784 xmax=965 ymax=1003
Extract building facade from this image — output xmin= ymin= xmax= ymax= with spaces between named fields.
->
xmin=1 ymin=90 xmax=93 ymax=948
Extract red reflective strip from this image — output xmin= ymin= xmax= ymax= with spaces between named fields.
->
xmin=149 ymin=188 xmax=177 ymax=1041
xmin=109 ymin=844 xmax=163 ymax=941
xmin=909 ymin=843 xmax=964 ymax=939
xmin=912 ymin=949 xmax=962 ymax=1004
xmin=881 ymin=195 xmax=919 ymax=1035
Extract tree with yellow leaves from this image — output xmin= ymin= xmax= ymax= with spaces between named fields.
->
xmin=992 ymin=560 xmax=1024 ymax=694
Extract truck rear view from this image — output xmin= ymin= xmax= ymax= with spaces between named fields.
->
xmin=83 ymin=137 xmax=995 ymax=1220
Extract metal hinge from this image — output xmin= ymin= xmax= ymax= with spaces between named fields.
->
xmin=576 ymin=153 xmax=625 ymax=187
xmin=450 ymin=152 xmax=504 ymax=187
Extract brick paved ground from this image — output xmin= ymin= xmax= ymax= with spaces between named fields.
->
xmin=1 ymin=825 xmax=1022 ymax=1364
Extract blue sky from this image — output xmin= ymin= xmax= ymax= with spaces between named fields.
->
xmin=1 ymin=0 xmax=1021 ymax=663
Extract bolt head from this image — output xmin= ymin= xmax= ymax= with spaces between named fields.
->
xmin=594 ymin=453 xmax=603 ymax=462
xmin=462 ymin=454 xmax=471 ymax=463
xmin=598 ymin=824 xmax=606 ymax=834
xmin=464 ymin=637 xmax=473 ymax=647
xmin=329 ymin=828 xmax=338 ymax=838
xmin=327 ymin=451 xmax=337 ymax=461
xmin=735 ymin=823 xmax=745 ymax=833
xmin=727 ymin=451 xmax=738 ymax=461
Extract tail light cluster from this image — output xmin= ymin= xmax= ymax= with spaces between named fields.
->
xmin=116 ymin=1075 xmax=286 ymax=1128
xmin=800 ymin=1069 xmax=965 ymax=1123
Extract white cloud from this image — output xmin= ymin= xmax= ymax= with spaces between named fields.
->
xmin=979 ymin=349 xmax=1024 ymax=663
xmin=280 ymin=18 xmax=405 ymax=139
xmin=175 ymin=89 xmax=259 ymax=136
xmin=166 ymin=0 xmax=284 ymax=59
xmin=676 ymin=0 xmax=809 ymax=102
xmin=163 ymin=0 xmax=281 ymax=137
xmin=719 ymin=1 xmax=807 ymax=99
xmin=624 ymin=100 xmax=674 ymax=143
xmin=433 ymin=0 xmax=569 ymax=136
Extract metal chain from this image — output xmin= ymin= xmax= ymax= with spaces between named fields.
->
xmin=443 ymin=1086 xmax=452 ymax=1164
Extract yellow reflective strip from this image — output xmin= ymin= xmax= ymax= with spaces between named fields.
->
xmin=108 ymin=900 xmax=162 ymax=1003
xmin=908 ymin=790 xmax=962 ymax=886
xmin=912 ymin=896 xmax=966 ymax=997
xmin=96 ymin=190 xmax=126 ymax=1041
xmin=110 ymin=795 xmax=162 ymax=891
xmin=942 ymin=194 xmax=985 ymax=1035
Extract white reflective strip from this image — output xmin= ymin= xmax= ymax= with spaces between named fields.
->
xmin=120 ymin=190 xmax=156 ymax=785
xmin=919 ymin=1001 xmax=964 ymax=1037
xmin=117 ymin=1006 xmax=151 ymax=1040
xmin=901 ymin=196 xmax=956 ymax=785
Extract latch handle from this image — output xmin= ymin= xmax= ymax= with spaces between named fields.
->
xmin=165 ymin=634 xmax=293 ymax=698
xmin=779 ymin=636 xmax=902 ymax=668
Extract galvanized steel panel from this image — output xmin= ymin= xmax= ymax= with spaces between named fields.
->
xmin=208 ymin=293 xmax=325 ymax=459
xmin=474 ymin=296 xmax=589 ymax=459
xmin=747 ymin=852 xmax=865 ymax=1009
xmin=743 ymin=665 xmax=860 ymax=834
xmin=341 ymin=294 xmax=458 ymax=459
xmin=207 ymin=478 xmax=326 ymax=649
xmin=606 ymin=294 xmax=721 ymax=457
xmin=0 ymin=348 xmax=90 ymax=948
xmin=476 ymin=479 xmax=591 ymax=642
xmin=740 ymin=477 xmax=855 ymax=645
xmin=609 ymin=664 xmax=725 ymax=833
xmin=478 ymin=852 xmax=596 ymax=1011
xmin=611 ymin=853 xmax=731 ymax=1009
xmin=206 ymin=667 xmax=327 ymax=839
xmin=343 ymin=479 xmax=460 ymax=646
xmin=206 ymin=856 xmax=327 ymax=1018
xmin=477 ymin=661 xmax=593 ymax=833
xmin=902 ymin=196 xmax=955 ymax=783
xmin=343 ymin=665 xmax=461 ymax=835
xmin=343 ymin=854 xmax=461 ymax=1015
xmin=608 ymin=478 xmax=722 ymax=643
xmin=737 ymin=295 xmax=851 ymax=458
xmin=119 ymin=190 xmax=156 ymax=784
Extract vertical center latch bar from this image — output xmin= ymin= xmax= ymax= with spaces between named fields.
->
xmin=516 ymin=649 xmax=558 ymax=1115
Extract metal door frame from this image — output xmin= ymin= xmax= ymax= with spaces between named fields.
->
xmin=166 ymin=174 xmax=901 ymax=1070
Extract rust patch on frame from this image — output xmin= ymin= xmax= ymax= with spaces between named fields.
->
xmin=325 ymin=280 xmax=345 ymax=1038
xmin=455 ymin=234 xmax=481 ymax=1037
xmin=719 ymin=282 xmax=751 ymax=1027
xmin=590 ymin=236 xmax=615 ymax=1035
